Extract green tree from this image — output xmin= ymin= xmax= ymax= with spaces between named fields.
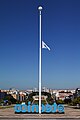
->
xmin=56 ymin=99 xmax=64 ymax=104
xmin=3 ymin=94 xmax=17 ymax=104
xmin=72 ymin=97 xmax=80 ymax=106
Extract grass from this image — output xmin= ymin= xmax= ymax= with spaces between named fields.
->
xmin=0 ymin=105 xmax=14 ymax=109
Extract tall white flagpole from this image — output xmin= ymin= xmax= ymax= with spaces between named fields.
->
xmin=38 ymin=6 xmax=43 ymax=114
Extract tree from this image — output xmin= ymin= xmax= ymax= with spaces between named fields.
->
xmin=56 ymin=99 xmax=64 ymax=104
xmin=72 ymin=97 xmax=80 ymax=106
xmin=3 ymin=94 xmax=17 ymax=104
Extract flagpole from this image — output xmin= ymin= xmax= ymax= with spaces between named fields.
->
xmin=38 ymin=6 xmax=43 ymax=114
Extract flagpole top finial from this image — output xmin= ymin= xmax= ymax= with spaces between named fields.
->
xmin=38 ymin=6 xmax=43 ymax=11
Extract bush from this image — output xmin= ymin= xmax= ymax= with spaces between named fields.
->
xmin=72 ymin=97 xmax=80 ymax=106
xmin=56 ymin=99 xmax=64 ymax=104
xmin=3 ymin=94 xmax=17 ymax=104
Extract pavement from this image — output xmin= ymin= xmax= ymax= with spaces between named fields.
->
xmin=0 ymin=106 xmax=80 ymax=119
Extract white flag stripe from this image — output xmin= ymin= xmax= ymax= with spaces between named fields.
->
xmin=42 ymin=41 xmax=50 ymax=51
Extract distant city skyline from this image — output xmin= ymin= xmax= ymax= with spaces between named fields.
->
xmin=0 ymin=0 xmax=80 ymax=89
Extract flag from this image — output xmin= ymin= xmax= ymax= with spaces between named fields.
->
xmin=42 ymin=41 xmax=50 ymax=51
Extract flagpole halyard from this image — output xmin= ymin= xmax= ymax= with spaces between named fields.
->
xmin=38 ymin=6 xmax=42 ymax=114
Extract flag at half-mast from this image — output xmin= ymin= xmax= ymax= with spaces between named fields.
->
xmin=42 ymin=41 xmax=50 ymax=51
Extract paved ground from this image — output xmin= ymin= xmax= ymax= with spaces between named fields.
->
xmin=0 ymin=106 xmax=80 ymax=119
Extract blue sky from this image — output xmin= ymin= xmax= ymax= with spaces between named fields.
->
xmin=0 ymin=0 xmax=80 ymax=90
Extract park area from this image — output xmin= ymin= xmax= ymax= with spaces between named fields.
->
xmin=0 ymin=105 xmax=80 ymax=119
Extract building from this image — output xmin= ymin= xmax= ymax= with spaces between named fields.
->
xmin=74 ymin=88 xmax=80 ymax=98
xmin=8 ymin=88 xmax=20 ymax=101
xmin=33 ymin=95 xmax=47 ymax=101
xmin=19 ymin=91 xmax=26 ymax=101
xmin=56 ymin=90 xmax=73 ymax=100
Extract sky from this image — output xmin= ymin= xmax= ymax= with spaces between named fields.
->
xmin=0 ymin=0 xmax=80 ymax=90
